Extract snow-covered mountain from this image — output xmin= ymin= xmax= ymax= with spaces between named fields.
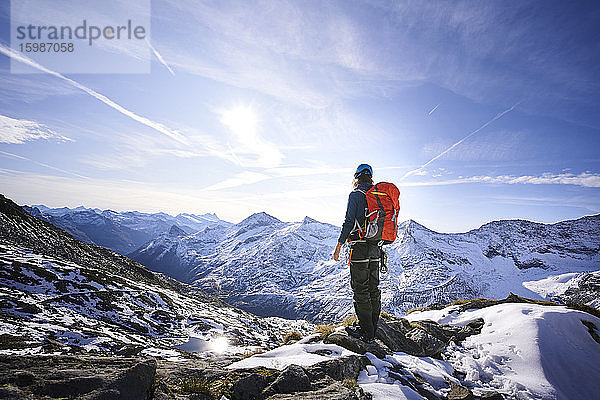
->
xmin=24 ymin=202 xmax=600 ymax=323
xmin=3 ymin=193 xmax=600 ymax=399
xmin=0 ymin=195 xmax=311 ymax=359
xmin=23 ymin=204 xmax=230 ymax=255
xmin=385 ymin=216 xmax=600 ymax=313
xmin=131 ymin=212 xmax=600 ymax=323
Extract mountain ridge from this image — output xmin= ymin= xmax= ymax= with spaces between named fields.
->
xmin=20 ymin=200 xmax=600 ymax=323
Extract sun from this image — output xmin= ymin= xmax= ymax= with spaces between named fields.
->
xmin=220 ymin=106 xmax=257 ymax=140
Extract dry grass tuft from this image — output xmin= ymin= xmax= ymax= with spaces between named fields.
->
xmin=342 ymin=378 xmax=358 ymax=388
xmin=282 ymin=331 xmax=302 ymax=344
xmin=405 ymin=307 xmax=425 ymax=315
xmin=241 ymin=349 xmax=265 ymax=359
xmin=313 ymin=324 xmax=335 ymax=340
xmin=380 ymin=310 xmax=395 ymax=320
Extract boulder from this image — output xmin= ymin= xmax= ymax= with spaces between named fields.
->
xmin=324 ymin=333 xmax=387 ymax=359
xmin=410 ymin=318 xmax=484 ymax=344
xmin=305 ymin=355 xmax=369 ymax=386
xmin=115 ymin=359 xmax=156 ymax=399
xmin=405 ymin=328 xmax=446 ymax=357
xmin=375 ymin=320 xmax=422 ymax=354
xmin=231 ymin=373 xmax=270 ymax=400
xmin=264 ymin=365 xmax=311 ymax=395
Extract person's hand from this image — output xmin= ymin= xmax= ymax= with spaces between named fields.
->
xmin=333 ymin=242 xmax=343 ymax=261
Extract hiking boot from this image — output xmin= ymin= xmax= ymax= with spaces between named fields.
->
xmin=345 ymin=325 xmax=362 ymax=339
xmin=345 ymin=326 xmax=376 ymax=343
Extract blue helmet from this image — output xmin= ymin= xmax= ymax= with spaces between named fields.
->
xmin=354 ymin=163 xmax=373 ymax=178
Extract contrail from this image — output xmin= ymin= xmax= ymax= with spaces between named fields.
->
xmin=0 ymin=150 xmax=90 ymax=179
xmin=146 ymin=38 xmax=175 ymax=76
xmin=403 ymin=101 xmax=522 ymax=180
xmin=0 ymin=43 xmax=188 ymax=145
xmin=427 ymin=104 xmax=439 ymax=116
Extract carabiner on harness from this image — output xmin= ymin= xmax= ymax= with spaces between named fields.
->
xmin=379 ymin=246 xmax=388 ymax=274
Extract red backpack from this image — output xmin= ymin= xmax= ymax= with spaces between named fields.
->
xmin=355 ymin=182 xmax=400 ymax=244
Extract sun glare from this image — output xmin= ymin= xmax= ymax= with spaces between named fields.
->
xmin=210 ymin=336 xmax=229 ymax=354
xmin=218 ymin=104 xmax=283 ymax=168
xmin=220 ymin=106 xmax=257 ymax=139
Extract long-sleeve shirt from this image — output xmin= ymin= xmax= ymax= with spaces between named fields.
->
xmin=338 ymin=182 xmax=373 ymax=244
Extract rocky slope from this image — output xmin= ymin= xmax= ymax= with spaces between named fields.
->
xmin=0 ymin=194 xmax=312 ymax=361
xmin=4 ymin=294 xmax=598 ymax=399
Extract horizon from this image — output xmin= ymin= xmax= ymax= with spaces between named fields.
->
xmin=1 ymin=1 xmax=599 ymax=233
xmin=17 ymin=196 xmax=599 ymax=234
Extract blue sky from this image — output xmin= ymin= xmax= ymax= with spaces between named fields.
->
xmin=0 ymin=0 xmax=599 ymax=232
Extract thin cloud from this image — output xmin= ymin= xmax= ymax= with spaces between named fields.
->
xmin=403 ymin=101 xmax=522 ymax=179
xmin=404 ymin=172 xmax=600 ymax=188
xmin=146 ymin=38 xmax=175 ymax=76
xmin=204 ymin=171 xmax=271 ymax=191
xmin=0 ymin=43 xmax=189 ymax=146
xmin=427 ymin=104 xmax=439 ymax=116
xmin=0 ymin=114 xmax=71 ymax=144
xmin=0 ymin=150 xmax=89 ymax=179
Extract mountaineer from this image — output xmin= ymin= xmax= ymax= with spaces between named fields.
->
xmin=333 ymin=164 xmax=400 ymax=342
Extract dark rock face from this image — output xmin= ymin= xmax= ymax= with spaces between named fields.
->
xmin=305 ymin=355 xmax=368 ymax=385
xmin=556 ymin=271 xmax=600 ymax=307
xmin=0 ymin=355 xmax=156 ymax=400
xmin=405 ymin=328 xmax=446 ymax=357
xmin=265 ymin=365 xmax=311 ymax=394
xmin=324 ymin=334 xmax=387 ymax=359
xmin=513 ymin=257 xmax=547 ymax=270
xmin=232 ymin=373 xmax=270 ymax=400
xmin=375 ymin=319 xmax=422 ymax=354
xmin=117 ymin=360 xmax=157 ymax=399
xmin=325 ymin=315 xmax=484 ymax=360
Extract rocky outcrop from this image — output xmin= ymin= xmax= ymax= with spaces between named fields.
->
xmin=150 ymin=355 xmax=370 ymax=400
xmin=326 ymin=316 xmax=484 ymax=359
xmin=555 ymin=271 xmax=600 ymax=309
xmin=324 ymin=334 xmax=387 ymax=359
xmin=0 ymin=355 xmax=156 ymax=399
xmin=0 ymin=354 xmax=370 ymax=400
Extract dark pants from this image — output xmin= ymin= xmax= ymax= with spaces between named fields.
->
xmin=349 ymin=241 xmax=381 ymax=340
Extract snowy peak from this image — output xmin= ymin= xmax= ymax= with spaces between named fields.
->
xmin=18 ymin=195 xmax=600 ymax=323
xmin=177 ymin=212 xmax=221 ymax=223
xmin=237 ymin=211 xmax=282 ymax=226
xmin=398 ymin=219 xmax=429 ymax=232
xmin=301 ymin=216 xmax=319 ymax=225
xmin=168 ymin=224 xmax=186 ymax=237
xmin=235 ymin=212 xmax=282 ymax=235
